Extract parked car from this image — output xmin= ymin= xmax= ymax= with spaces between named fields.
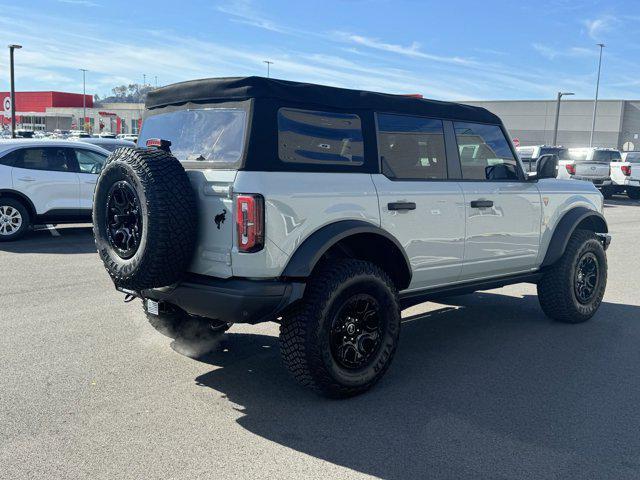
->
xmin=516 ymin=145 xmax=567 ymax=172
xmin=556 ymin=147 xmax=619 ymax=198
xmin=0 ymin=139 xmax=110 ymax=240
xmin=116 ymin=133 xmax=138 ymax=143
xmin=71 ymin=136 xmax=136 ymax=152
xmin=91 ymin=77 xmax=610 ymax=398
xmin=610 ymin=151 xmax=640 ymax=199
xmin=98 ymin=132 xmax=117 ymax=138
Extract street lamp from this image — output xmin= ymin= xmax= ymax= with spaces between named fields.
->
xmin=263 ymin=60 xmax=273 ymax=78
xmin=589 ymin=43 xmax=605 ymax=147
xmin=8 ymin=44 xmax=22 ymax=139
xmin=552 ymin=91 xmax=574 ymax=146
xmin=80 ymin=69 xmax=87 ymax=132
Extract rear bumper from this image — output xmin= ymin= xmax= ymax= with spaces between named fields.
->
xmin=140 ymin=274 xmax=305 ymax=324
xmin=572 ymin=176 xmax=612 ymax=186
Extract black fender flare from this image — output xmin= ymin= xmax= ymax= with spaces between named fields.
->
xmin=281 ymin=220 xmax=412 ymax=289
xmin=541 ymin=207 xmax=608 ymax=268
xmin=0 ymin=189 xmax=37 ymax=218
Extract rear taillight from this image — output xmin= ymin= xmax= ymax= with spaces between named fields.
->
xmin=566 ymin=163 xmax=576 ymax=175
xmin=622 ymin=165 xmax=632 ymax=176
xmin=236 ymin=194 xmax=264 ymax=252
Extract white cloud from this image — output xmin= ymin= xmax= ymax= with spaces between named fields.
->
xmin=583 ymin=15 xmax=618 ymax=40
xmin=532 ymin=43 xmax=596 ymax=60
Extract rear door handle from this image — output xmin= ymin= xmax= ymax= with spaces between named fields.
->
xmin=470 ymin=200 xmax=494 ymax=208
xmin=388 ymin=202 xmax=416 ymax=211
xmin=17 ymin=177 xmax=35 ymax=182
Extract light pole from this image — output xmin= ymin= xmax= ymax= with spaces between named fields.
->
xmin=263 ymin=60 xmax=273 ymax=78
xmin=589 ymin=43 xmax=605 ymax=147
xmin=154 ymin=75 xmax=158 ymax=88
xmin=80 ymin=69 xmax=87 ymax=132
xmin=8 ymin=44 xmax=22 ymax=139
xmin=143 ymin=74 xmax=146 ymax=87
xmin=552 ymin=91 xmax=574 ymax=146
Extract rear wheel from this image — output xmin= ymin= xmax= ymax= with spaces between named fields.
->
xmin=0 ymin=198 xmax=30 ymax=241
xmin=537 ymin=229 xmax=607 ymax=323
xmin=627 ymin=187 xmax=640 ymax=200
xmin=279 ymin=259 xmax=400 ymax=398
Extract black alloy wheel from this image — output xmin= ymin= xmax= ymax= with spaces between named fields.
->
xmin=574 ymin=252 xmax=599 ymax=304
xmin=105 ymin=180 xmax=143 ymax=259
xmin=330 ymin=294 xmax=384 ymax=370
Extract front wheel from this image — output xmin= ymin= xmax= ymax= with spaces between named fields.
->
xmin=0 ymin=198 xmax=30 ymax=241
xmin=279 ymin=259 xmax=401 ymax=398
xmin=537 ymin=230 xmax=607 ymax=323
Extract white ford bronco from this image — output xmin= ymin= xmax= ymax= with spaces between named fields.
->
xmin=92 ymin=77 xmax=611 ymax=397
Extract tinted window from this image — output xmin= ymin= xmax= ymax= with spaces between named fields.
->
xmin=610 ymin=150 xmax=622 ymax=161
xmin=377 ymin=114 xmax=447 ymax=180
xmin=454 ymin=122 xmax=519 ymax=180
xmin=592 ymin=150 xmax=613 ymax=162
xmin=75 ymin=149 xmax=107 ymax=174
xmin=278 ymin=108 xmax=363 ymax=165
xmin=625 ymin=152 xmax=640 ymax=163
xmin=139 ymin=108 xmax=247 ymax=168
xmin=15 ymin=148 xmax=76 ymax=172
xmin=0 ymin=150 xmax=19 ymax=166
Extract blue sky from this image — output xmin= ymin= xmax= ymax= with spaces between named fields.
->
xmin=0 ymin=0 xmax=638 ymax=101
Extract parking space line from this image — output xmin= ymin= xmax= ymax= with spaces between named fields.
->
xmin=46 ymin=224 xmax=61 ymax=237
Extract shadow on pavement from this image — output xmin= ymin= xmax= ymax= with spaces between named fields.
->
xmin=191 ymin=292 xmax=640 ymax=479
xmin=604 ymin=195 xmax=640 ymax=208
xmin=0 ymin=225 xmax=95 ymax=254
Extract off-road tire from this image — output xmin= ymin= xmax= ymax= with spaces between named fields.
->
xmin=627 ymin=187 xmax=640 ymax=200
xmin=0 ymin=198 xmax=30 ymax=242
xmin=279 ymin=259 xmax=401 ymax=398
xmin=93 ymin=148 xmax=197 ymax=291
xmin=537 ymin=229 xmax=607 ymax=323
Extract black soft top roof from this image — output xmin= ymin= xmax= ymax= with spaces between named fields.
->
xmin=145 ymin=76 xmax=500 ymax=124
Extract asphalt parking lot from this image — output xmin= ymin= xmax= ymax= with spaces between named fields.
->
xmin=2 ymin=198 xmax=640 ymax=480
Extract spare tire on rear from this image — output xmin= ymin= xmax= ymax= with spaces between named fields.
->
xmin=93 ymin=147 xmax=197 ymax=291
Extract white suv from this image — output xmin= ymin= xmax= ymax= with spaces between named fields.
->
xmin=91 ymin=77 xmax=611 ymax=397
xmin=0 ymin=139 xmax=109 ymax=240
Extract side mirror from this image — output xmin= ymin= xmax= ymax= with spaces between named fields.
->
xmin=534 ymin=154 xmax=558 ymax=179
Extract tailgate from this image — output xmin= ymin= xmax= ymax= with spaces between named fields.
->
xmin=575 ymin=162 xmax=610 ymax=178
xmin=186 ymin=169 xmax=236 ymax=278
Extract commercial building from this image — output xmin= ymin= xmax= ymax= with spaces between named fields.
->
xmin=1 ymin=91 xmax=144 ymax=134
xmin=464 ymin=100 xmax=640 ymax=151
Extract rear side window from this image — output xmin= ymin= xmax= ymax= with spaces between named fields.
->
xmin=75 ymin=149 xmax=107 ymax=174
xmin=376 ymin=114 xmax=447 ymax=180
xmin=14 ymin=148 xmax=77 ymax=172
xmin=278 ymin=108 xmax=364 ymax=165
xmin=0 ymin=150 xmax=19 ymax=166
xmin=454 ymin=122 xmax=519 ymax=180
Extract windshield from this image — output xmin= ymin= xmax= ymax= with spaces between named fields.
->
xmin=139 ymin=107 xmax=248 ymax=168
xmin=562 ymin=150 xmax=589 ymax=162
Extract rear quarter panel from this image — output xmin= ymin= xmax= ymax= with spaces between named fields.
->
xmin=231 ymin=171 xmax=380 ymax=278
xmin=535 ymin=179 xmax=604 ymax=266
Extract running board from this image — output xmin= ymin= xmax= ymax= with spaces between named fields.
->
xmin=399 ymin=272 xmax=543 ymax=310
